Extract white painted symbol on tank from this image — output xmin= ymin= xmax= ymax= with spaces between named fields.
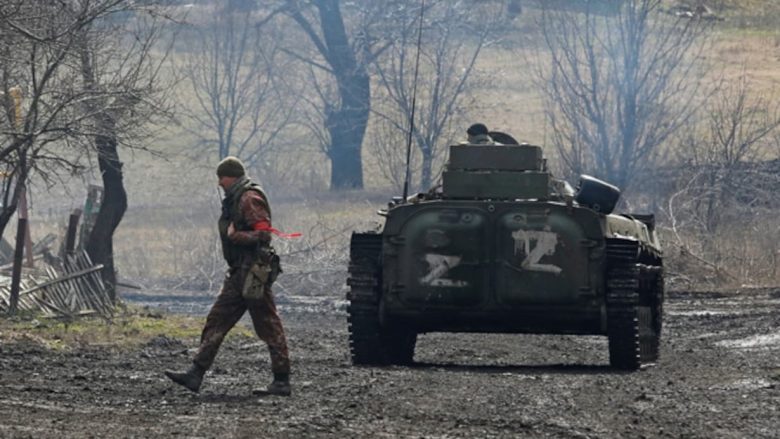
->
xmin=420 ymin=254 xmax=468 ymax=287
xmin=512 ymin=229 xmax=562 ymax=275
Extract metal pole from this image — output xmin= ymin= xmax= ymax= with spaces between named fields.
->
xmin=19 ymin=190 xmax=33 ymax=267
xmin=402 ymin=0 xmax=426 ymax=202
xmin=9 ymin=215 xmax=26 ymax=315
xmin=65 ymin=209 xmax=82 ymax=255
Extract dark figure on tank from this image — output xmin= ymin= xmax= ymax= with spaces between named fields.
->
xmin=464 ymin=123 xmax=499 ymax=145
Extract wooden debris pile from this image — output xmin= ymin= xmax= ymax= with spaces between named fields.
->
xmin=0 ymin=185 xmax=114 ymax=319
xmin=0 ymin=250 xmax=113 ymax=319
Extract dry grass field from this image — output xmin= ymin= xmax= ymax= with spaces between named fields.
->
xmin=21 ymin=1 xmax=780 ymax=294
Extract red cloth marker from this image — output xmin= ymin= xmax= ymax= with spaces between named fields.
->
xmin=253 ymin=220 xmax=302 ymax=238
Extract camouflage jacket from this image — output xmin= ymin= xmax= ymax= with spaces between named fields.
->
xmin=219 ymin=176 xmax=272 ymax=267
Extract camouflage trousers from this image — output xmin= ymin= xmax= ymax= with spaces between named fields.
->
xmin=193 ymin=267 xmax=290 ymax=375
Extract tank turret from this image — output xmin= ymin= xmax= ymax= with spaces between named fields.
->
xmin=442 ymin=144 xmax=550 ymax=200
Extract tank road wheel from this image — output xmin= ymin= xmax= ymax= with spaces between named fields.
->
xmin=347 ymin=233 xmax=417 ymax=366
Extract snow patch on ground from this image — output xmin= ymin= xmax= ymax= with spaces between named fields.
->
xmin=669 ymin=310 xmax=733 ymax=317
xmin=716 ymin=332 xmax=780 ymax=349
xmin=714 ymin=378 xmax=774 ymax=391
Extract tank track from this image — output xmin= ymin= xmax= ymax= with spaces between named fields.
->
xmin=605 ymin=239 xmax=662 ymax=370
xmin=645 ymin=265 xmax=664 ymax=362
xmin=347 ymin=232 xmax=416 ymax=366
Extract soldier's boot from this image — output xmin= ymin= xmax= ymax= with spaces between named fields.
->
xmin=264 ymin=373 xmax=291 ymax=396
xmin=164 ymin=363 xmax=206 ymax=393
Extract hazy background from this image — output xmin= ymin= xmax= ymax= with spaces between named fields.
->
xmin=7 ymin=0 xmax=780 ymax=298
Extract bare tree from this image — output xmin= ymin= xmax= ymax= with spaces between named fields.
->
xmin=372 ymin=1 xmax=501 ymax=190
xmin=77 ymin=6 xmax=175 ymax=300
xmin=536 ymin=0 xmax=711 ymax=191
xmin=0 ymin=1 xmax=126 ymax=236
xmin=661 ymin=74 xmax=780 ymax=284
xmin=367 ymin=114 xmax=415 ymax=191
xmin=672 ymin=74 xmax=780 ymax=234
xmin=0 ymin=1 xmax=174 ymax=299
xmin=181 ymin=6 xmax=294 ymax=166
xmin=277 ymin=0 xmax=412 ymax=190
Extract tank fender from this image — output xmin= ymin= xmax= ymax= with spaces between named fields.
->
xmin=605 ymin=214 xmax=660 ymax=251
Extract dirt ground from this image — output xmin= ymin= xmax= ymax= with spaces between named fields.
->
xmin=0 ymin=288 xmax=778 ymax=438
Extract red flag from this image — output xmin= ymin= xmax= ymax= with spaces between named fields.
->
xmin=253 ymin=220 xmax=302 ymax=238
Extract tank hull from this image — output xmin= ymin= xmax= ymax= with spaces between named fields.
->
xmin=380 ymin=200 xmax=611 ymax=334
xmin=346 ymin=147 xmax=663 ymax=369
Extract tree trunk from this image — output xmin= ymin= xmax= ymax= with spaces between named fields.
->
xmin=327 ymin=101 xmax=368 ymax=189
xmin=85 ymin=126 xmax=127 ymax=303
xmin=78 ymin=30 xmax=127 ymax=302
xmin=0 ymin=155 xmax=28 ymax=243
xmin=420 ymin=145 xmax=433 ymax=191
xmin=317 ymin=0 xmax=369 ymax=190
xmin=0 ymin=187 xmax=19 ymax=239
xmin=328 ymin=121 xmax=364 ymax=189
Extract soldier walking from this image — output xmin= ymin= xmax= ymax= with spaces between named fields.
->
xmin=165 ymin=157 xmax=291 ymax=396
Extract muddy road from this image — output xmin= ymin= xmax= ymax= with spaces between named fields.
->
xmin=0 ymin=288 xmax=778 ymax=438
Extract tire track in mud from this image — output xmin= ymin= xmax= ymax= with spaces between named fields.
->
xmin=0 ymin=288 xmax=777 ymax=438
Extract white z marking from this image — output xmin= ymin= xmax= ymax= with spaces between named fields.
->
xmin=420 ymin=254 xmax=467 ymax=287
xmin=512 ymin=229 xmax=562 ymax=275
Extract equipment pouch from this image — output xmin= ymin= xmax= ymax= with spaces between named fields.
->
xmin=269 ymin=253 xmax=282 ymax=284
xmin=242 ymin=262 xmax=271 ymax=300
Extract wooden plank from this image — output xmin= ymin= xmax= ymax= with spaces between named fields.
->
xmin=19 ymin=265 xmax=104 ymax=296
xmin=65 ymin=209 xmax=82 ymax=255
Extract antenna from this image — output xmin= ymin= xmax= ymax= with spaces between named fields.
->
xmin=402 ymin=0 xmax=425 ymax=202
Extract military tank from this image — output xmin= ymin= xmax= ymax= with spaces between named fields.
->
xmin=347 ymin=135 xmax=663 ymax=370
